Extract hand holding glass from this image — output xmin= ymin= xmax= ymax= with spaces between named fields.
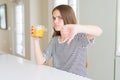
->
xmin=31 ymin=25 xmax=45 ymax=38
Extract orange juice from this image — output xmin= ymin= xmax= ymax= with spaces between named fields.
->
xmin=32 ymin=25 xmax=45 ymax=37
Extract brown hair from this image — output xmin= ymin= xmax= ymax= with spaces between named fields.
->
xmin=52 ymin=5 xmax=77 ymax=37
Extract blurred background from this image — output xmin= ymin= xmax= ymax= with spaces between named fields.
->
xmin=0 ymin=0 xmax=119 ymax=80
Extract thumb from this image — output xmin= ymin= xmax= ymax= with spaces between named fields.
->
xmin=67 ymin=36 xmax=74 ymax=45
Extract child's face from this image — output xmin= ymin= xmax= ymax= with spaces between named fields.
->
xmin=52 ymin=9 xmax=64 ymax=31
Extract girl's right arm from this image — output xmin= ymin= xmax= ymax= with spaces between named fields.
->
xmin=33 ymin=38 xmax=46 ymax=65
xmin=31 ymin=26 xmax=46 ymax=65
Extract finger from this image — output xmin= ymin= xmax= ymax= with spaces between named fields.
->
xmin=30 ymin=29 xmax=33 ymax=35
xmin=67 ymin=35 xmax=74 ymax=44
xmin=67 ymin=37 xmax=73 ymax=44
xmin=30 ymin=27 xmax=35 ymax=37
xmin=67 ymin=31 xmax=76 ymax=44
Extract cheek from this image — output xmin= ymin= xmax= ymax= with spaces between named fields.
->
xmin=60 ymin=20 xmax=64 ymax=25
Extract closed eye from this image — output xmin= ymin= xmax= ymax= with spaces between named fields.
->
xmin=58 ymin=16 xmax=63 ymax=19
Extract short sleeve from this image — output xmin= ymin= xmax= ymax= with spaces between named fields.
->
xmin=75 ymin=33 xmax=94 ymax=48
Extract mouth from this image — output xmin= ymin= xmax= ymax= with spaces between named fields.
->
xmin=53 ymin=25 xmax=61 ymax=31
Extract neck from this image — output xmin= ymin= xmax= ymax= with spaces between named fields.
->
xmin=59 ymin=33 xmax=69 ymax=42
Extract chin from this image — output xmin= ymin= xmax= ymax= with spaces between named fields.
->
xmin=54 ymin=27 xmax=61 ymax=31
xmin=55 ymin=29 xmax=60 ymax=31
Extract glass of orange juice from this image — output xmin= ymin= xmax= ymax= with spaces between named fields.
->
xmin=32 ymin=25 xmax=45 ymax=38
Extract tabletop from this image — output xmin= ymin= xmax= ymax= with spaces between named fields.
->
xmin=0 ymin=54 xmax=91 ymax=80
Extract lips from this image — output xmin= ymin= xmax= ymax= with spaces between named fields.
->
xmin=53 ymin=25 xmax=61 ymax=31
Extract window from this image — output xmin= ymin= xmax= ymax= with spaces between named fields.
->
xmin=54 ymin=0 xmax=68 ymax=6
xmin=116 ymin=0 xmax=120 ymax=56
xmin=0 ymin=4 xmax=7 ymax=29
xmin=14 ymin=1 xmax=25 ymax=57
xmin=54 ymin=0 xmax=77 ymax=16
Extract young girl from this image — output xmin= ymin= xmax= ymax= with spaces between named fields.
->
xmin=31 ymin=4 xmax=102 ymax=77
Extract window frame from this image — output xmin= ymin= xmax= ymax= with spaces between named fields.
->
xmin=14 ymin=1 xmax=25 ymax=57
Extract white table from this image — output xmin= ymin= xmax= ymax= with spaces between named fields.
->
xmin=0 ymin=54 xmax=91 ymax=80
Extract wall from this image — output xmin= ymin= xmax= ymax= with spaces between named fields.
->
xmin=79 ymin=0 xmax=116 ymax=80
xmin=0 ymin=0 xmax=13 ymax=54
xmin=29 ymin=0 xmax=49 ymax=62
xmin=0 ymin=0 xmax=49 ymax=60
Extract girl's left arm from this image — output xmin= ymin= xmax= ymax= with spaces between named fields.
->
xmin=76 ymin=24 xmax=103 ymax=40
xmin=64 ymin=24 xmax=103 ymax=44
xmin=76 ymin=24 xmax=103 ymax=37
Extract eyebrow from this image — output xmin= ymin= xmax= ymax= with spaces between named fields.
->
xmin=52 ymin=16 xmax=62 ymax=18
